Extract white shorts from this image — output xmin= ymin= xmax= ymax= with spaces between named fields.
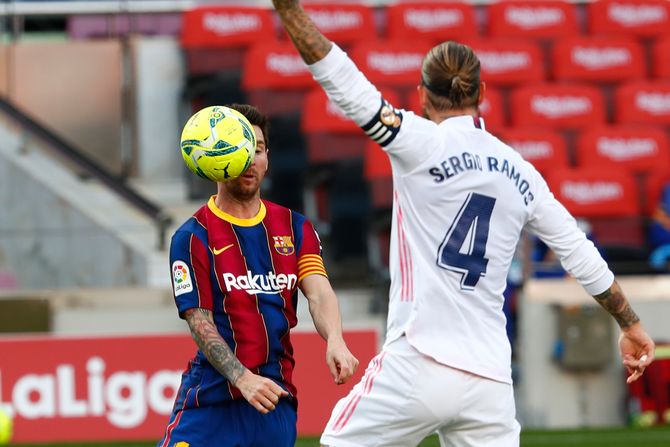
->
xmin=320 ymin=336 xmax=520 ymax=447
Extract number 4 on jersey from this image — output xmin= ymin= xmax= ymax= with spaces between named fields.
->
xmin=437 ymin=193 xmax=496 ymax=290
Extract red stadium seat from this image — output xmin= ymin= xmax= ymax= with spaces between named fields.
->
xmin=241 ymin=41 xmax=316 ymax=116
xmin=364 ymin=140 xmax=393 ymax=210
xmin=652 ymin=37 xmax=670 ymax=79
xmin=468 ymin=39 xmax=544 ymax=86
xmin=546 ymin=167 xmax=643 ymax=249
xmin=510 ymin=84 xmax=605 ymax=129
xmin=546 ymin=168 xmax=639 ymax=217
xmin=181 ymin=6 xmax=276 ymax=74
xmin=406 ymin=85 xmax=505 ymax=131
xmin=386 ymin=2 xmax=478 ymax=41
xmin=349 ymin=39 xmax=433 ymax=89
xmin=496 ymin=128 xmax=569 ymax=174
xmin=301 ymin=89 xmax=402 ymax=164
xmin=487 ymin=1 xmax=579 ymax=39
xmin=552 ymin=37 xmax=645 ymax=82
xmin=588 ymin=0 xmax=670 ymax=37
xmin=280 ymin=3 xmax=377 ymax=46
xmin=576 ymin=126 xmax=670 ymax=176
xmin=614 ymin=81 xmax=670 ymax=125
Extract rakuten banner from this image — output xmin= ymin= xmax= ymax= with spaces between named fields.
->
xmin=0 ymin=331 xmax=378 ymax=443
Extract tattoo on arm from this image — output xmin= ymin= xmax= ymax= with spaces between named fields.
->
xmin=593 ymin=282 xmax=640 ymax=329
xmin=184 ymin=308 xmax=246 ymax=384
xmin=272 ymin=0 xmax=332 ymax=64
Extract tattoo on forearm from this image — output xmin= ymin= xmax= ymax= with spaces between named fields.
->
xmin=185 ymin=308 xmax=245 ymax=384
xmin=272 ymin=0 xmax=332 ymax=64
xmin=594 ymin=284 xmax=640 ymax=329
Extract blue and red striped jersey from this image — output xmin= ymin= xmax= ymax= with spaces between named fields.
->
xmin=169 ymin=197 xmax=327 ymax=407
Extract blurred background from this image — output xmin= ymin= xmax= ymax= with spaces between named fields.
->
xmin=1 ymin=0 xmax=670 ymax=445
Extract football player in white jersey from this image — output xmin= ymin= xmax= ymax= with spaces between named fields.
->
xmin=271 ymin=1 xmax=656 ymax=446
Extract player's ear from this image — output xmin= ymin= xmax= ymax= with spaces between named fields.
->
xmin=478 ymin=81 xmax=486 ymax=106
xmin=418 ymin=84 xmax=428 ymax=110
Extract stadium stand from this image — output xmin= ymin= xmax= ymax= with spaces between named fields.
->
xmin=614 ymin=81 xmax=670 ymax=125
xmin=587 ymin=0 xmax=670 ymax=37
xmin=496 ymin=128 xmax=570 ymax=175
xmin=385 ymin=2 xmax=478 ymax=41
xmin=653 ymin=36 xmax=670 ymax=79
xmin=486 ymin=0 xmax=579 ymax=39
xmin=467 ymin=39 xmax=545 ymax=86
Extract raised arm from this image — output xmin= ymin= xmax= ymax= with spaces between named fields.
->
xmin=183 ymin=308 xmax=287 ymax=413
xmin=300 ymin=274 xmax=359 ymax=384
xmin=272 ymin=0 xmax=332 ymax=65
xmin=593 ymin=281 xmax=655 ymax=383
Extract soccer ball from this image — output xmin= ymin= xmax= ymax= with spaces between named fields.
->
xmin=180 ymin=106 xmax=256 ymax=182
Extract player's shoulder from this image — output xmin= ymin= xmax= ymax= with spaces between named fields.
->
xmin=171 ymin=204 xmax=210 ymax=244
xmin=263 ymin=199 xmax=309 ymax=223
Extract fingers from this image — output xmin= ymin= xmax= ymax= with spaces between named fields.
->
xmin=624 ymin=353 xmax=653 ymax=384
xmin=244 ymin=377 xmax=289 ymax=414
xmin=334 ymin=355 xmax=360 ymax=384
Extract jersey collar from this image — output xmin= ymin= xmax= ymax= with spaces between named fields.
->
xmin=207 ymin=196 xmax=267 ymax=227
xmin=441 ymin=115 xmax=486 ymax=130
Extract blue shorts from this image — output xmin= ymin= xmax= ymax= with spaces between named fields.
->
xmin=157 ymin=398 xmax=297 ymax=447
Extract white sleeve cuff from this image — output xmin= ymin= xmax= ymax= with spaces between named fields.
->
xmin=581 ymin=269 xmax=615 ymax=296
xmin=307 ymin=43 xmax=348 ymax=81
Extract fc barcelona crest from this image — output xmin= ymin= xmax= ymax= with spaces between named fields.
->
xmin=273 ymin=235 xmax=295 ymax=256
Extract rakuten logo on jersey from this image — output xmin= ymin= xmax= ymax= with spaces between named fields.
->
xmin=608 ymin=4 xmax=667 ymax=27
xmin=479 ymin=51 xmax=531 ymax=73
xmin=597 ymin=137 xmax=658 ymax=160
xmin=0 ymin=357 xmax=180 ymax=429
xmin=203 ymin=12 xmax=261 ymax=35
xmin=571 ymin=46 xmax=631 ymax=70
xmin=512 ymin=141 xmax=553 ymax=160
xmin=367 ymin=52 xmax=423 ymax=74
xmin=222 ymin=271 xmax=298 ymax=295
xmin=561 ymin=181 xmax=623 ymax=204
xmin=266 ymin=53 xmax=309 ymax=76
xmin=531 ymin=95 xmax=592 ymax=118
xmin=635 ymin=92 xmax=670 ymax=115
xmin=404 ymin=9 xmax=463 ymax=31
xmin=506 ymin=7 xmax=564 ymax=29
xmin=309 ymin=11 xmax=362 ymax=31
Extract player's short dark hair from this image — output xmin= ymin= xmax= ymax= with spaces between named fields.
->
xmin=228 ymin=103 xmax=269 ymax=150
xmin=421 ymin=41 xmax=481 ymax=112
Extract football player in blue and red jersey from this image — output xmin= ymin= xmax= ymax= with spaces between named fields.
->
xmin=157 ymin=103 xmax=359 ymax=447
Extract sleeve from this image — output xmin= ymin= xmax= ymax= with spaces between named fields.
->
xmin=308 ymin=44 xmax=437 ymax=174
xmin=169 ymin=230 xmax=214 ymax=318
xmin=525 ymin=178 xmax=615 ymax=296
xmin=296 ymin=219 xmax=328 ymax=284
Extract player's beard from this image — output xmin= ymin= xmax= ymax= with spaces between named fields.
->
xmin=223 ymin=171 xmax=261 ymax=202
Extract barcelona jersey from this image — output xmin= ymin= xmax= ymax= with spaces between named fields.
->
xmin=169 ymin=196 xmax=327 ymax=408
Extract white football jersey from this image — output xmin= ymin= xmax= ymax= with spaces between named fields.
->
xmin=309 ymin=45 xmax=614 ymax=383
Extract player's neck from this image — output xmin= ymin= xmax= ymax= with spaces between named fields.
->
xmin=429 ymin=107 xmax=479 ymax=124
xmin=214 ymin=192 xmax=262 ymax=219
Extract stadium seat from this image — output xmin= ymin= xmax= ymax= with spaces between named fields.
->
xmin=301 ymin=89 xmax=402 ymax=165
xmin=181 ymin=6 xmax=275 ymax=74
xmin=385 ymin=2 xmax=478 ymax=42
xmin=614 ymin=81 xmax=670 ymax=125
xmin=546 ymin=168 xmax=646 ymax=268
xmin=364 ymin=140 xmax=393 ymax=211
xmin=349 ymin=39 xmax=434 ymax=102
xmin=405 ymin=85 xmax=506 ymax=131
xmin=279 ymin=3 xmax=377 ymax=47
xmin=486 ymin=0 xmax=579 ymax=39
xmin=241 ymin=41 xmax=316 ymax=116
xmin=496 ymin=128 xmax=569 ymax=174
xmin=576 ymin=126 xmax=670 ymax=176
xmin=510 ymin=84 xmax=606 ymax=129
xmin=652 ymin=37 xmax=670 ymax=79
xmin=552 ymin=36 xmax=645 ymax=82
xmin=467 ymin=39 xmax=544 ymax=86
xmin=588 ymin=0 xmax=670 ymax=37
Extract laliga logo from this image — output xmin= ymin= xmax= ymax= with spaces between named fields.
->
xmin=266 ymin=53 xmax=309 ymax=76
xmin=309 ymin=11 xmax=362 ymax=31
xmin=0 ymin=357 xmax=181 ymax=429
xmin=512 ymin=141 xmax=553 ymax=159
xmin=635 ymin=92 xmax=670 ymax=115
xmin=404 ymin=9 xmax=463 ymax=31
xmin=478 ymin=51 xmax=531 ymax=73
xmin=597 ymin=137 xmax=657 ymax=160
xmin=203 ymin=13 xmax=261 ymax=35
xmin=609 ymin=4 xmax=667 ymax=27
xmin=367 ymin=52 xmax=422 ymax=74
xmin=531 ymin=95 xmax=592 ymax=118
xmin=561 ymin=181 xmax=623 ymax=204
xmin=505 ymin=6 xmax=564 ymax=29
xmin=571 ymin=47 xmax=631 ymax=70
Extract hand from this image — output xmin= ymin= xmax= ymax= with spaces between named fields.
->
xmin=235 ymin=370 xmax=289 ymax=414
xmin=619 ymin=322 xmax=655 ymax=384
xmin=326 ymin=338 xmax=359 ymax=385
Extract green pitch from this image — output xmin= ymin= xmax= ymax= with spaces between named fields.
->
xmin=13 ymin=426 xmax=670 ymax=447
